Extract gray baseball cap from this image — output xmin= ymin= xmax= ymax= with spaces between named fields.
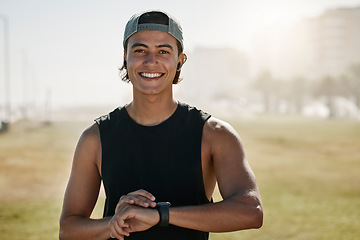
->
xmin=123 ymin=10 xmax=184 ymax=50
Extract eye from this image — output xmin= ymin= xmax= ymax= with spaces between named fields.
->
xmin=134 ymin=49 xmax=145 ymax=53
xmin=159 ymin=50 xmax=170 ymax=54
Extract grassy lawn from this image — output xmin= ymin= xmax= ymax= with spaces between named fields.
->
xmin=211 ymin=116 xmax=360 ymax=240
xmin=0 ymin=200 xmax=62 ymax=240
xmin=0 ymin=115 xmax=359 ymax=239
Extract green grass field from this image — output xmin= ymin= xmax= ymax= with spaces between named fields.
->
xmin=0 ymin=115 xmax=359 ymax=239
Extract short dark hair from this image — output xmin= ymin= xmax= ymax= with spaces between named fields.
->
xmin=120 ymin=11 xmax=184 ymax=84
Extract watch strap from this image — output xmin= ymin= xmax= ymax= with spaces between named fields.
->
xmin=156 ymin=202 xmax=171 ymax=227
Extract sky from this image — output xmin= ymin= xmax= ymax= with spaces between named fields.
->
xmin=1 ymin=0 xmax=360 ymax=110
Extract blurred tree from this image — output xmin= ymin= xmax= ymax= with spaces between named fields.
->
xmin=313 ymin=76 xmax=341 ymax=118
xmin=292 ymin=77 xmax=308 ymax=114
xmin=277 ymin=76 xmax=309 ymax=114
xmin=252 ymin=70 xmax=276 ymax=113
xmin=342 ymin=63 xmax=360 ymax=109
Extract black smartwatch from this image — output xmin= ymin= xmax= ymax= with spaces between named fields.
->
xmin=155 ymin=202 xmax=171 ymax=227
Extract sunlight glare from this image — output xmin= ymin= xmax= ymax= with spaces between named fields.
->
xmin=248 ymin=1 xmax=309 ymax=34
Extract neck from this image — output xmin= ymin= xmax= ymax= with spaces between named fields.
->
xmin=126 ymin=93 xmax=178 ymax=126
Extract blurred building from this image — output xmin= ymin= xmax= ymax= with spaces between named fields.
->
xmin=315 ymin=6 xmax=360 ymax=76
xmin=177 ymin=47 xmax=250 ymax=106
xmin=253 ymin=6 xmax=360 ymax=79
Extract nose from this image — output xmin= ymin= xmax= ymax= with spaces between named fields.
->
xmin=144 ymin=52 xmax=158 ymax=66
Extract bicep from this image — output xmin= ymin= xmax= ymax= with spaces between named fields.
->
xmin=208 ymin=119 xmax=259 ymax=201
xmin=61 ymin=125 xmax=102 ymax=219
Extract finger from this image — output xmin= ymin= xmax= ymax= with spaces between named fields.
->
xmin=122 ymin=227 xmax=132 ymax=234
xmin=116 ymin=217 xmax=130 ymax=233
xmin=110 ymin=217 xmax=130 ymax=239
xmin=110 ymin=231 xmax=123 ymax=240
xmin=129 ymin=189 xmax=156 ymax=201
xmin=110 ymin=225 xmax=124 ymax=240
xmin=133 ymin=196 xmax=156 ymax=208
xmin=128 ymin=189 xmax=156 ymax=207
xmin=120 ymin=195 xmax=156 ymax=208
xmin=118 ymin=196 xmax=135 ymax=210
xmin=120 ymin=195 xmax=135 ymax=204
xmin=115 ymin=224 xmax=130 ymax=238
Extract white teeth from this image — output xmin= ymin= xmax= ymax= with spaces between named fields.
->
xmin=141 ymin=72 xmax=162 ymax=78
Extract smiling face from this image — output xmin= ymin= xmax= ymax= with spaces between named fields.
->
xmin=125 ymin=30 xmax=185 ymax=96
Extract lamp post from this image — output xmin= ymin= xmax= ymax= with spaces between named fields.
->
xmin=0 ymin=14 xmax=10 ymax=124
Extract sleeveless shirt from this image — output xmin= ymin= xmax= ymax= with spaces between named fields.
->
xmin=95 ymin=102 xmax=211 ymax=240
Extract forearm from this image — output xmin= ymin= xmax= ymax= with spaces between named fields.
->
xmin=169 ymin=197 xmax=263 ymax=232
xmin=59 ymin=215 xmax=111 ymax=240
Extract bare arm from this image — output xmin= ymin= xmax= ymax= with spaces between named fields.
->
xmin=59 ymin=124 xmax=159 ymax=240
xmin=59 ymin=124 xmax=114 ymax=240
xmin=168 ymin=117 xmax=263 ymax=232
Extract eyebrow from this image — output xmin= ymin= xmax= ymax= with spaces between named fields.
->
xmin=156 ymin=44 xmax=173 ymax=50
xmin=131 ymin=43 xmax=148 ymax=49
xmin=131 ymin=43 xmax=173 ymax=50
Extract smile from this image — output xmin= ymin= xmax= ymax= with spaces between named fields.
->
xmin=140 ymin=72 xmax=163 ymax=79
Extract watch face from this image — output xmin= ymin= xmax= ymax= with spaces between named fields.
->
xmin=157 ymin=202 xmax=171 ymax=207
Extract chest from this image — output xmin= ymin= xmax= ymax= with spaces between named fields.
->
xmin=100 ymin=121 xmax=207 ymax=206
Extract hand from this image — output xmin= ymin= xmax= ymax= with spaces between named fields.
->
xmin=116 ymin=189 xmax=157 ymax=212
xmin=109 ymin=189 xmax=159 ymax=239
xmin=109 ymin=203 xmax=159 ymax=239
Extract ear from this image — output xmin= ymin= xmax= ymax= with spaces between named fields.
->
xmin=178 ymin=53 xmax=187 ymax=68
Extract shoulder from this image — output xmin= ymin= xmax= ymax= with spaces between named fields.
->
xmin=203 ymin=117 xmax=244 ymax=154
xmin=77 ymin=123 xmax=101 ymax=154
xmin=204 ymin=117 xmax=239 ymax=138
xmin=71 ymin=123 xmax=102 ymax=173
xmin=81 ymin=123 xmax=100 ymax=140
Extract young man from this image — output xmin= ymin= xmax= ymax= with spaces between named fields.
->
xmin=59 ymin=10 xmax=263 ymax=240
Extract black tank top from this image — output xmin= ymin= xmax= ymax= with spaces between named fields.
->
xmin=95 ymin=102 xmax=211 ymax=240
